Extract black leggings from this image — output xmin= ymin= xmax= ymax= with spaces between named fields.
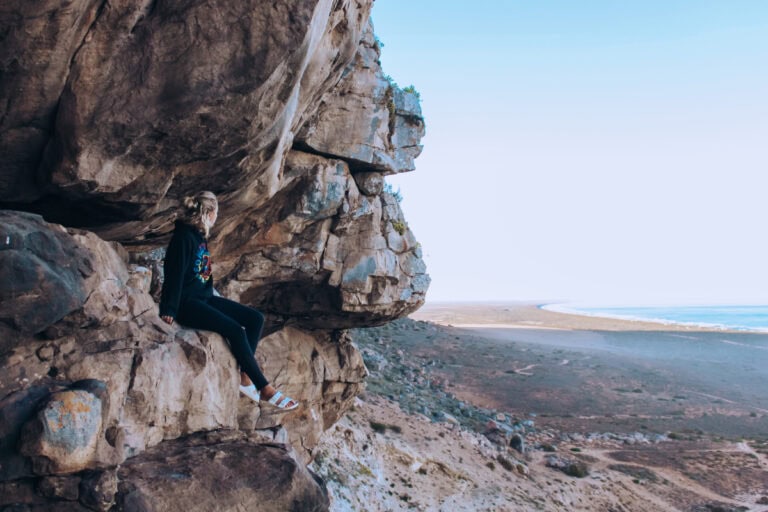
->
xmin=177 ymin=296 xmax=269 ymax=390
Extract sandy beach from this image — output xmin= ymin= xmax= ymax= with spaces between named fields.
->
xmin=410 ymin=301 xmax=743 ymax=332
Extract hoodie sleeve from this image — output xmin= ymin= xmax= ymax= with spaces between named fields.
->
xmin=159 ymin=230 xmax=192 ymax=318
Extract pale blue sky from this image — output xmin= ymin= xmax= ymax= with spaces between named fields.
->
xmin=371 ymin=1 xmax=768 ymax=306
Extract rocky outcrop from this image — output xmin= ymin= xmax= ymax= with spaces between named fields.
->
xmin=296 ymin=25 xmax=425 ymax=174
xmin=1 ymin=211 xmax=365 ymax=509
xmin=1 ymin=1 xmax=428 ymax=509
xmin=216 ymin=150 xmax=428 ymax=327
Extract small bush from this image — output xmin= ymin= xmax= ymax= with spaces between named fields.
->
xmin=496 ymin=455 xmax=514 ymax=472
xmin=565 ymin=461 xmax=590 ymax=478
xmin=370 ymin=421 xmax=387 ymax=433
xmin=403 ymin=84 xmax=421 ymax=99
xmin=391 ymin=220 xmax=406 ymax=235
xmin=383 ymin=182 xmax=403 ymax=203
xmin=369 ymin=421 xmax=402 ymax=434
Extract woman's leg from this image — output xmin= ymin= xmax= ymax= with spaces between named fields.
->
xmin=204 ymin=297 xmax=265 ymax=387
xmin=177 ymin=298 xmax=269 ymax=390
xmin=205 ymin=296 xmax=264 ymax=355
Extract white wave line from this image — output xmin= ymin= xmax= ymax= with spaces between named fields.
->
xmin=720 ymin=339 xmax=768 ymax=351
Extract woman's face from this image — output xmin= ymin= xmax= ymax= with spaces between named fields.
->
xmin=206 ymin=208 xmax=218 ymax=227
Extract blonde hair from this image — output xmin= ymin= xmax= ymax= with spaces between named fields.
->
xmin=182 ymin=191 xmax=218 ymax=237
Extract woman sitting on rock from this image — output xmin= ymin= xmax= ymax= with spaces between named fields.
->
xmin=159 ymin=191 xmax=299 ymax=411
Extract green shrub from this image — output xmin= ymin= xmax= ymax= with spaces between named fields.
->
xmin=565 ymin=461 xmax=589 ymax=478
xmin=370 ymin=421 xmax=387 ymax=433
xmin=496 ymin=455 xmax=514 ymax=471
xmin=370 ymin=421 xmax=402 ymax=434
xmin=403 ymin=84 xmax=421 ymax=99
xmin=391 ymin=220 xmax=406 ymax=235
xmin=383 ymin=182 xmax=403 ymax=203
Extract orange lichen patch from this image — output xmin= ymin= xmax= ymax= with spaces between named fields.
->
xmin=59 ymin=392 xmax=94 ymax=415
xmin=44 ymin=391 xmax=96 ymax=433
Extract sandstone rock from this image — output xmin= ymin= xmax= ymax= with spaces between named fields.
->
xmin=20 ymin=389 xmax=103 ymax=475
xmin=0 ymin=385 xmax=50 ymax=481
xmin=239 ymin=327 xmax=367 ymax=464
xmin=1 ymin=0 xmax=372 ymax=246
xmin=483 ymin=424 xmax=509 ymax=447
xmin=114 ymin=432 xmax=329 ymax=512
xmin=545 ymin=455 xmax=590 ymax=478
xmin=296 ymin=22 xmax=425 ymax=175
xmin=36 ymin=475 xmax=80 ymax=501
xmin=1 ymin=1 xmax=429 ymax=509
xmin=78 ymin=469 xmax=118 ymax=512
xmin=0 ymin=211 xmax=90 ymax=335
xmin=1 ymin=214 xmax=370 ymax=471
xmin=0 ymin=0 xmax=102 ymax=202
xmin=354 ymin=172 xmax=385 ymax=196
xmin=218 ymin=151 xmax=428 ymax=328
xmin=0 ymin=477 xmax=92 ymax=511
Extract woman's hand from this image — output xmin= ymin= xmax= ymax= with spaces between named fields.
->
xmin=161 ymin=315 xmax=174 ymax=325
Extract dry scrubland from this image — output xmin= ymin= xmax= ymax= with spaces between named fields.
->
xmin=311 ymin=304 xmax=768 ymax=511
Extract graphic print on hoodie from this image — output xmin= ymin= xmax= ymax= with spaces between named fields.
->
xmin=194 ymin=242 xmax=212 ymax=283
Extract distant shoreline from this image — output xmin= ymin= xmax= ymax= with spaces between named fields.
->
xmin=410 ymin=301 xmax=743 ymax=333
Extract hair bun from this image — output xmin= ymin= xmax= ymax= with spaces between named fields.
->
xmin=183 ymin=196 xmax=198 ymax=210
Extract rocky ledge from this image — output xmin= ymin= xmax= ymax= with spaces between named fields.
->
xmin=1 ymin=1 xmax=428 ymax=510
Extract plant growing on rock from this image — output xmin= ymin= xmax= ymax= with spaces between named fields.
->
xmin=383 ymin=182 xmax=403 ymax=203
xmin=391 ymin=220 xmax=406 ymax=235
xmin=403 ymin=84 xmax=421 ymax=99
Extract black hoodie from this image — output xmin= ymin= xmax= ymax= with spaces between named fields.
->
xmin=159 ymin=221 xmax=214 ymax=318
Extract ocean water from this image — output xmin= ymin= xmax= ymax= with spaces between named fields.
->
xmin=545 ymin=304 xmax=768 ymax=332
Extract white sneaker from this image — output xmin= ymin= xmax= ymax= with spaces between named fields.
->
xmin=239 ymin=384 xmax=260 ymax=404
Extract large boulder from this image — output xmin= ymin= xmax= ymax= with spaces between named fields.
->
xmin=20 ymin=389 xmax=103 ymax=475
xmin=115 ymin=431 xmax=329 ymax=512
xmin=0 ymin=210 xmax=91 ymax=336
xmin=1 ymin=0 xmax=372 ymax=245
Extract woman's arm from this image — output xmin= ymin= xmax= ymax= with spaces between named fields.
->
xmin=159 ymin=232 xmax=192 ymax=320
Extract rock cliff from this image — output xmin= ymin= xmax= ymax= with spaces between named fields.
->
xmin=0 ymin=1 xmax=428 ymax=510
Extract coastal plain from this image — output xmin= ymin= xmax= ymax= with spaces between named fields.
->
xmin=411 ymin=302 xmax=768 ymax=438
xmin=312 ymin=302 xmax=768 ymax=511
